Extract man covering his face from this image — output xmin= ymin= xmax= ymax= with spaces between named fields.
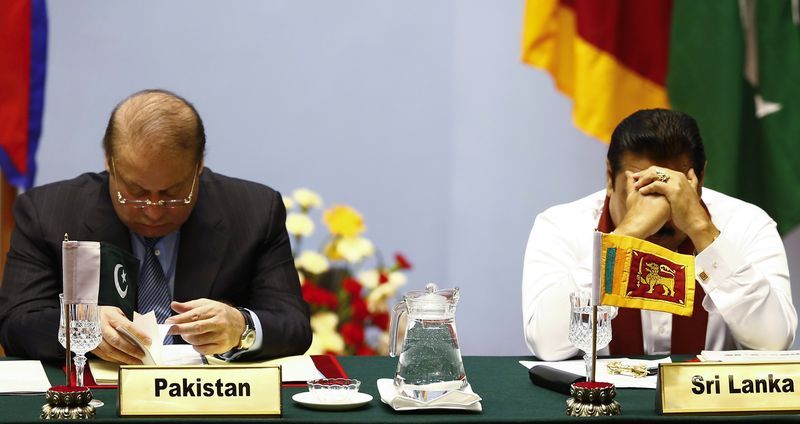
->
xmin=522 ymin=109 xmax=796 ymax=359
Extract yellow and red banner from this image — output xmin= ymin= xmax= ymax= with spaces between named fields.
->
xmin=596 ymin=232 xmax=695 ymax=316
xmin=521 ymin=0 xmax=671 ymax=143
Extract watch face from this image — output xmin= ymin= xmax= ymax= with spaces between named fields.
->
xmin=241 ymin=329 xmax=256 ymax=350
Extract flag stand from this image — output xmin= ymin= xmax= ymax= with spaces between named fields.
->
xmin=41 ymin=235 xmax=97 ymax=419
xmin=65 ymin=306 xmax=71 ymax=386
xmin=591 ymin=305 xmax=597 ymax=382
xmin=566 ymin=231 xmax=621 ymax=416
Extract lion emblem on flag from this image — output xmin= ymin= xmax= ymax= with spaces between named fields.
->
xmin=636 ymin=260 xmax=682 ymax=302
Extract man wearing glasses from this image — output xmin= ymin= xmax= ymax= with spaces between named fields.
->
xmin=0 ymin=90 xmax=312 ymax=363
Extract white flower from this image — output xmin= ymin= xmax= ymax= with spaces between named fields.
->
xmin=295 ymin=250 xmax=330 ymax=274
xmin=285 ymin=213 xmax=315 ymax=236
xmin=387 ymin=271 xmax=407 ymax=286
xmin=336 ymin=236 xmax=375 ymax=263
xmin=306 ymin=332 xmax=345 ymax=355
xmin=310 ymin=311 xmax=339 ymax=332
xmin=366 ymin=275 xmax=407 ymax=313
xmin=293 ymin=188 xmax=323 ymax=210
xmin=283 ymin=196 xmax=295 ymax=210
xmin=306 ymin=312 xmax=344 ymax=355
xmin=356 ymin=270 xmax=380 ymax=289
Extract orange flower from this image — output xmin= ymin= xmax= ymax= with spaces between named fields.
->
xmin=323 ymin=205 xmax=366 ymax=237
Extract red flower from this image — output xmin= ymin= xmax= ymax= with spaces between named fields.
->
xmin=301 ymin=283 xmax=338 ymax=310
xmin=378 ymin=272 xmax=389 ymax=284
xmin=340 ymin=321 xmax=364 ymax=347
xmin=355 ymin=344 xmax=376 ymax=356
xmin=371 ymin=312 xmax=390 ymax=330
xmin=342 ymin=277 xmax=362 ymax=297
xmin=351 ymin=297 xmax=368 ymax=322
xmin=394 ymin=253 xmax=412 ymax=270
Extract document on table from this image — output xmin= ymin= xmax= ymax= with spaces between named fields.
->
xmin=520 ymin=357 xmax=671 ymax=389
xmin=0 ymin=360 xmax=52 ymax=395
xmin=90 ymin=354 xmax=323 ymax=385
xmin=205 ymin=354 xmax=324 ymax=383
xmin=698 ymin=350 xmax=800 ymax=362
xmin=88 ymin=344 xmax=205 ymax=385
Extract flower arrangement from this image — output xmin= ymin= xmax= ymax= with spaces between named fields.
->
xmin=285 ymin=188 xmax=412 ymax=355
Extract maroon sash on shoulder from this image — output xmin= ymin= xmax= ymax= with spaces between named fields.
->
xmin=596 ymin=197 xmax=709 ymax=355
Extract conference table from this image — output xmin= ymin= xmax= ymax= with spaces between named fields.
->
xmin=1 ymin=355 xmax=798 ymax=423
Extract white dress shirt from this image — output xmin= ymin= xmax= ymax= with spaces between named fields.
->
xmin=522 ymin=188 xmax=796 ymax=360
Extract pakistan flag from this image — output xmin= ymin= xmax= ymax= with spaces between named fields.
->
xmin=668 ymin=0 xmax=800 ymax=234
xmin=63 ymin=240 xmax=140 ymax=319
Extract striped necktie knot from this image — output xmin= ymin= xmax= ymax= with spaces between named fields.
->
xmin=137 ymin=237 xmax=173 ymax=330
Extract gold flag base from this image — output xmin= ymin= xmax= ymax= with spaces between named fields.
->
xmin=41 ymin=386 xmax=96 ymax=420
xmin=566 ymin=381 xmax=621 ymax=417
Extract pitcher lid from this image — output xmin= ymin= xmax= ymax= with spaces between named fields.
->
xmin=404 ymin=283 xmax=459 ymax=304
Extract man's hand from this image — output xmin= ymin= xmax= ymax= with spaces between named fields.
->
xmin=614 ymin=171 xmax=671 ymax=239
xmin=91 ymin=306 xmax=150 ymax=364
xmin=165 ymin=299 xmax=246 ymax=355
xmin=634 ymin=167 xmax=720 ymax=251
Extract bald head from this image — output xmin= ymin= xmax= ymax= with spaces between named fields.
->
xmin=103 ymin=89 xmax=205 ymax=162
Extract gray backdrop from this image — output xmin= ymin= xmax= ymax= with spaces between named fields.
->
xmin=37 ymin=0 xmax=800 ymax=354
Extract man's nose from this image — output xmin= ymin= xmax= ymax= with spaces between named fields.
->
xmin=142 ymin=205 xmax=167 ymax=221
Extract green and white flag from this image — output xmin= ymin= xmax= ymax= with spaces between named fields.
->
xmin=62 ymin=240 xmax=140 ymax=318
xmin=668 ymin=0 xmax=800 ymax=234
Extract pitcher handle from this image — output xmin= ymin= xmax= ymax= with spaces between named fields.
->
xmin=388 ymin=301 xmax=406 ymax=357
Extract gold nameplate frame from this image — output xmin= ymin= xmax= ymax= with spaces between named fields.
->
xmin=657 ymin=361 xmax=800 ymax=414
xmin=119 ymin=365 xmax=282 ymax=417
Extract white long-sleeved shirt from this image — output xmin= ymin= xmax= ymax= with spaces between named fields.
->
xmin=522 ymin=188 xmax=796 ymax=360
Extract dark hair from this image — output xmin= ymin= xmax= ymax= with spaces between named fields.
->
xmin=102 ymin=89 xmax=206 ymax=161
xmin=607 ymin=109 xmax=705 ymax=186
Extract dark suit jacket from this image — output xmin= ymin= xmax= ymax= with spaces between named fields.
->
xmin=0 ymin=169 xmax=311 ymax=362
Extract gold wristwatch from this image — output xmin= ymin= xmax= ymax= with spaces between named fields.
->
xmin=236 ymin=307 xmax=256 ymax=351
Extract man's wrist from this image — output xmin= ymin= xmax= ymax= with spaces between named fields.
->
xmin=688 ymin=222 xmax=720 ymax=253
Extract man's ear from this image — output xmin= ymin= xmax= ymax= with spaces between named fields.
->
xmin=605 ymin=159 xmax=614 ymax=195
xmin=696 ymin=160 xmax=708 ymax=197
xmin=699 ymin=160 xmax=707 ymax=186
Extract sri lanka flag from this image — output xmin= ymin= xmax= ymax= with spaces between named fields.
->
xmin=522 ymin=0 xmax=800 ymax=235
xmin=0 ymin=0 xmax=47 ymax=190
xmin=593 ymin=232 xmax=695 ymax=316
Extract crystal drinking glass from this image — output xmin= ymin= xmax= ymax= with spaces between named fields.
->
xmin=58 ymin=294 xmax=102 ymax=387
xmin=567 ymin=291 xmax=612 ymax=380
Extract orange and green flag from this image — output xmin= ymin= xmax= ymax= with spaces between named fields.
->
xmin=522 ymin=0 xmax=800 ymax=234
xmin=594 ymin=232 xmax=695 ymax=316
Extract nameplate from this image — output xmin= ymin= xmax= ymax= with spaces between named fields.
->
xmin=118 ymin=365 xmax=281 ymax=417
xmin=656 ymin=361 xmax=800 ymax=414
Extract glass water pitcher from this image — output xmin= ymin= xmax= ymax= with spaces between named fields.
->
xmin=389 ymin=283 xmax=467 ymax=401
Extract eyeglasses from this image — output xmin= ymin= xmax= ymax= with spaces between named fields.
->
xmin=111 ymin=158 xmax=199 ymax=208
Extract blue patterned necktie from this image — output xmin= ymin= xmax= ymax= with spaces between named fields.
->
xmin=137 ymin=237 xmax=173 ymax=326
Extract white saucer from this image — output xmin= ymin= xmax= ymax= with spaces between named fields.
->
xmin=292 ymin=392 xmax=373 ymax=411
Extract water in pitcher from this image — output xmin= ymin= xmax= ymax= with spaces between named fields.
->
xmin=394 ymin=317 xmax=467 ymax=401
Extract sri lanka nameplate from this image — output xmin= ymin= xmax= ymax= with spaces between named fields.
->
xmin=119 ymin=364 xmax=282 ymax=417
xmin=656 ymin=361 xmax=800 ymax=414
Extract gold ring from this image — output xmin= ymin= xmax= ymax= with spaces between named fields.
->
xmin=655 ymin=169 xmax=670 ymax=183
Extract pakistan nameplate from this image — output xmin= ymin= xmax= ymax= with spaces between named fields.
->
xmin=118 ymin=364 xmax=282 ymax=416
xmin=656 ymin=361 xmax=800 ymax=414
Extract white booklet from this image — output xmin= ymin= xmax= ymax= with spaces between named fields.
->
xmin=0 ymin=360 xmax=52 ymax=395
xmin=699 ymin=350 xmax=800 ymax=362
